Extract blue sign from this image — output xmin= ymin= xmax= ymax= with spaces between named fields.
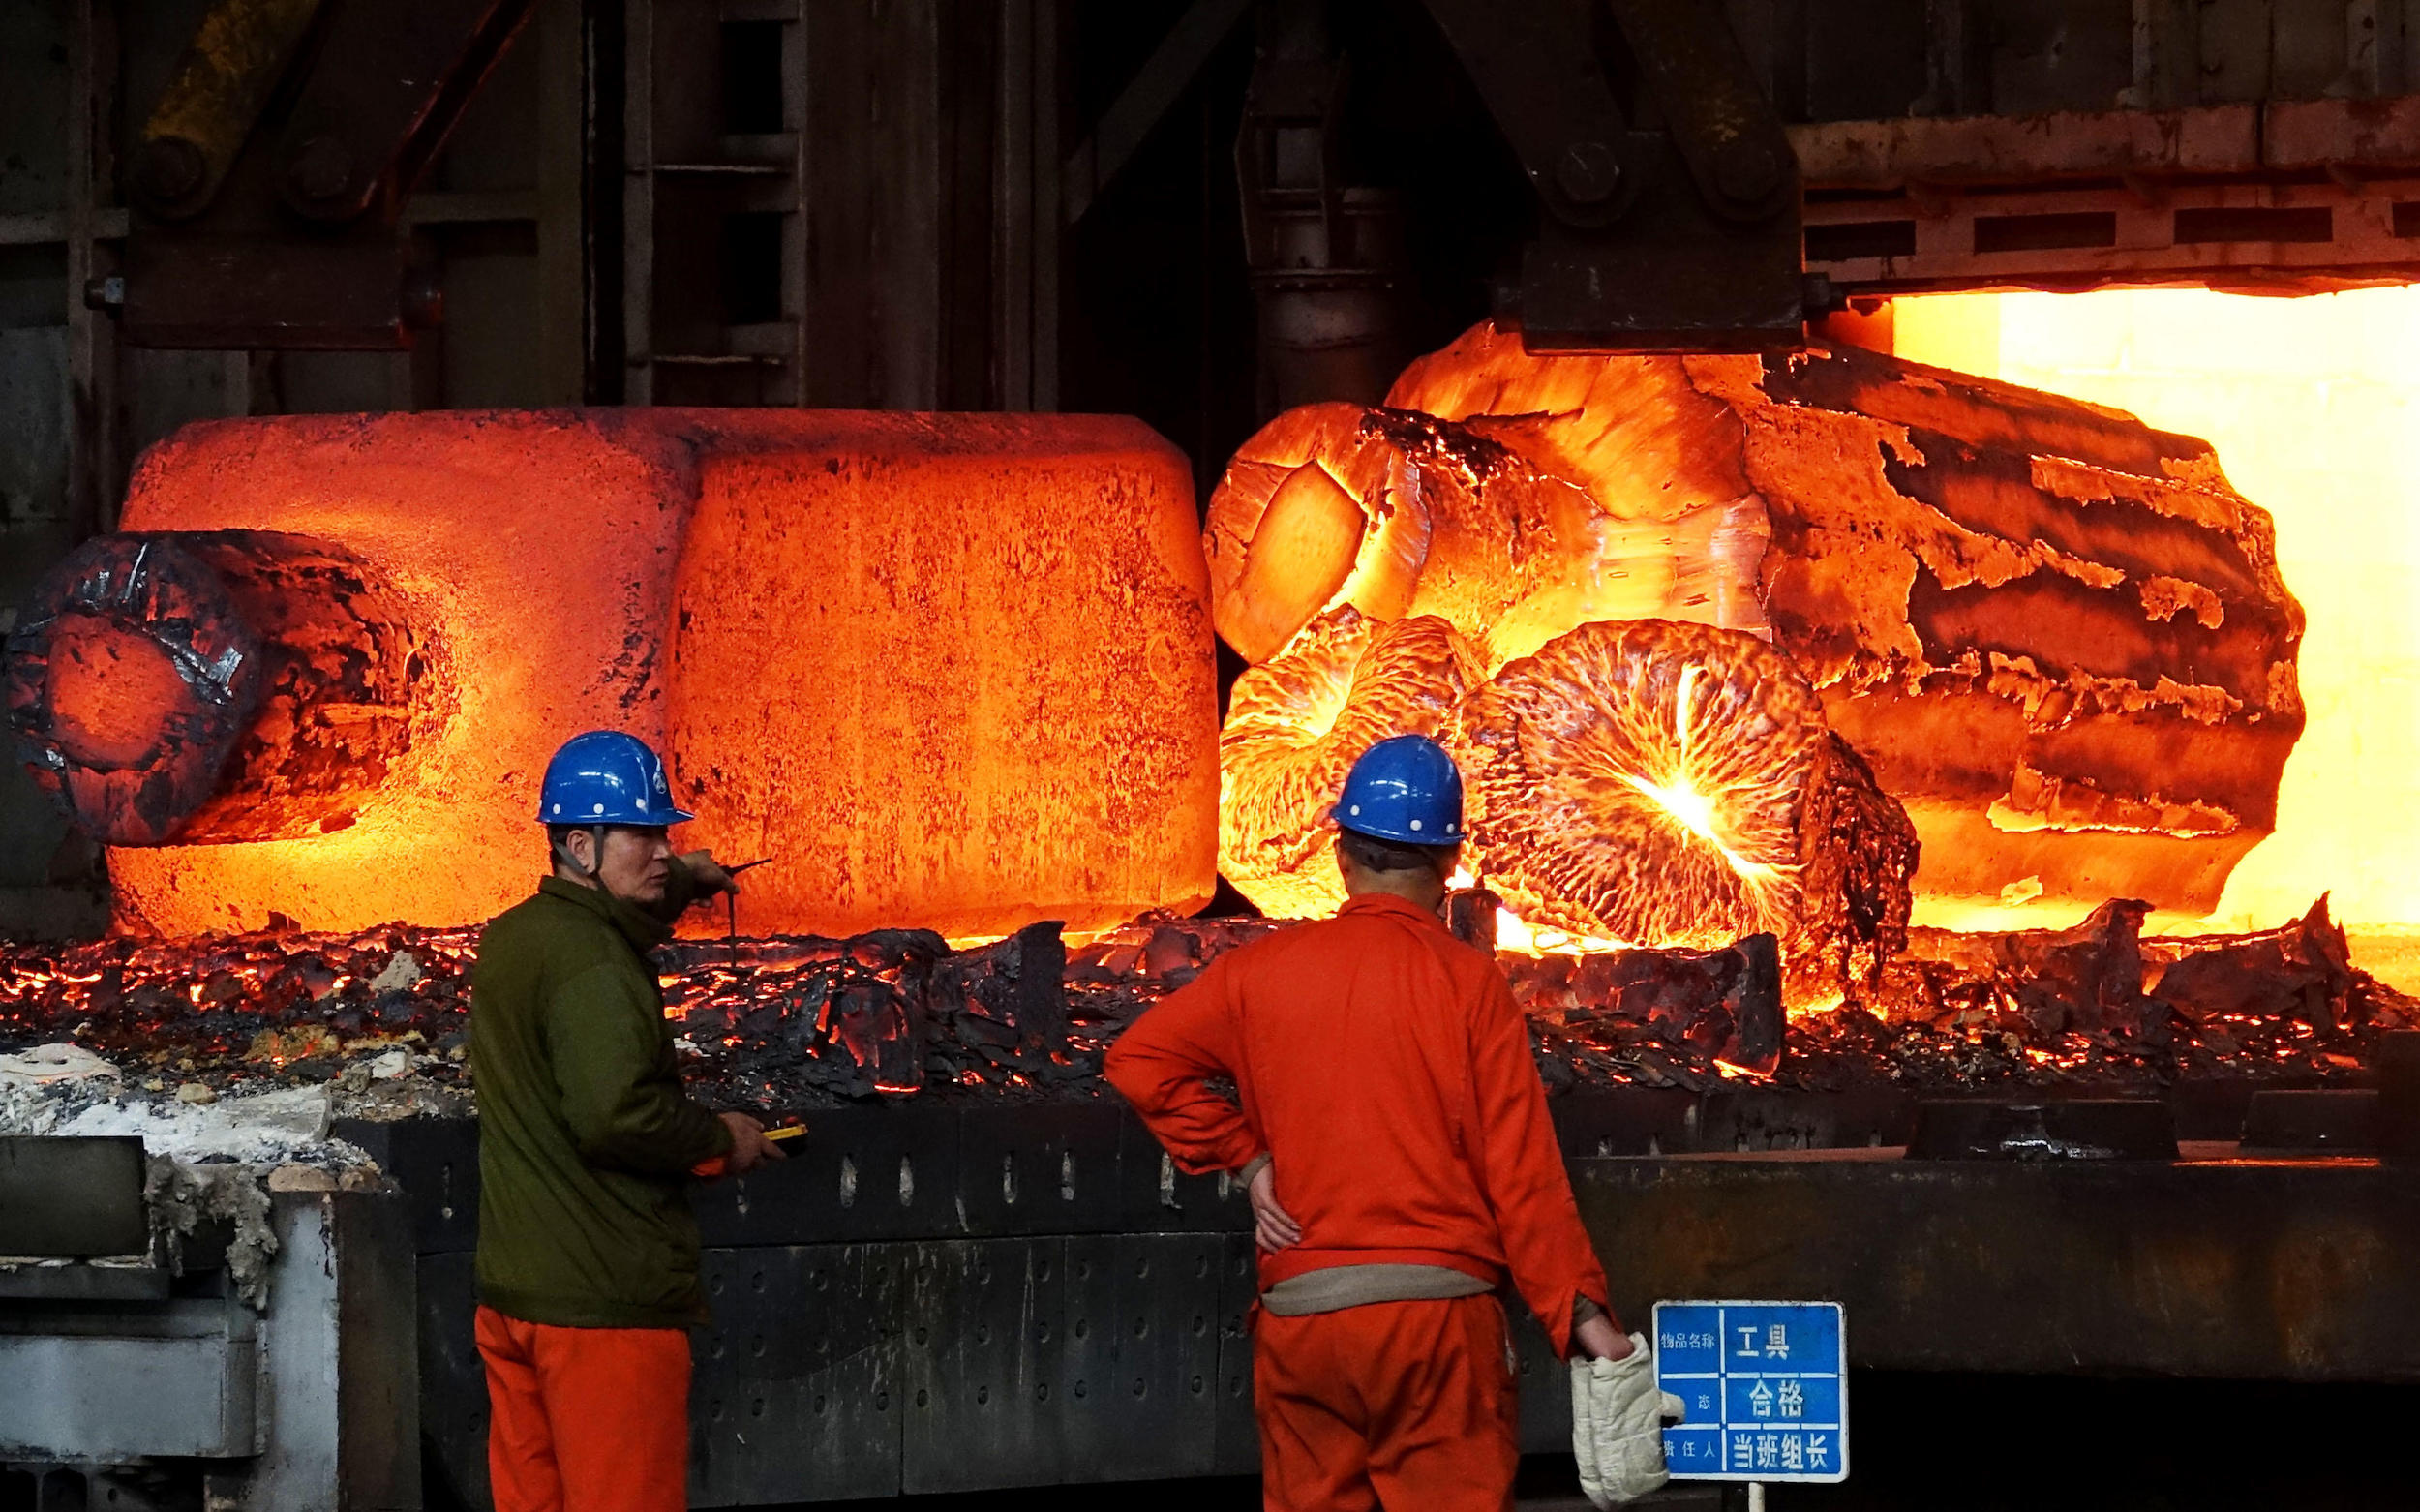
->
xmin=1652 ymin=1301 xmax=1848 ymax=1484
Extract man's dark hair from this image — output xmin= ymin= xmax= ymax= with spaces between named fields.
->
xmin=550 ymin=822 xmax=680 ymax=873
xmin=546 ymin=824 xmax=589 ymax=871
xmin=1337 ymin=827 xmax=1458 ymax=877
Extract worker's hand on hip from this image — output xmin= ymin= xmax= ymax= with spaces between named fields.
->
xmin=1247 ymin=1161 xmax=1301 ymax=1252
xmin=719 ymin=1111 xmax=787 ymax=1174
xmin=681 ymin=851 xmax=740 ymax=899
xmin=1575 ymin=1313 xmax=1633 ymax=1362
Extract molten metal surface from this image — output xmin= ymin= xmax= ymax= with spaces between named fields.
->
xmin=65 ymin=410 xmax=1215 ymax=937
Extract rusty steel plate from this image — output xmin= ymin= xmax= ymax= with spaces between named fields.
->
xmin=1576 ymin=1150 xmax=2420 ymax=1380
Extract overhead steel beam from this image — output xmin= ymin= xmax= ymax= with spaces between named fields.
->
xmin=1062 ymin=0 xmax=1252 ymax=226
xmin=1795 ymin=96 xmax=2420 ymax=293
xmin=106 ymin=0 xmax=542 ymax=350
xmin=129 ymin=0 xmax=325 ymax=222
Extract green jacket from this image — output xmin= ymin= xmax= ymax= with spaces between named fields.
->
xmin=469 ymin=871 xmax=733 ymax=1328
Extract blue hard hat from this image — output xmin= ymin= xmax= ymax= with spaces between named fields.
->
xmin=537 ymin=731 xmax=694 ymax=827
xmin=1333 ymin=734 xmax=1464 ymax=845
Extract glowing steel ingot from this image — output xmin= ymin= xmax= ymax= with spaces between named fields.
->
xmin=1218 ymin=610 xmax=1482 ymax=918
xmin=5 ymin=530 xmax=425 ymax=846
xmin=666 ymin=414 xmax=1218 ymax=939
xmin=1397 ymin=322 xmax=2304 ymax=916
xmin=1460 ymin=619 xmax=1827 ymax=949
xmin=1205 ymin=402 xmax=1768 ymax=675
xmin=15 ymin=410 xmax=1217 ymax=937
xmin=1209 ymin=319 xmax=2305 ymax=918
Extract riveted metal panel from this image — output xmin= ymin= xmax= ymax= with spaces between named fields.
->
xmin=415 ymin=1252 xmax=488 ymax=1512
xmin=0 ymin=1136 xmax=147 ymax=1256
xmin=1509 ymin=1300 xmax=1570 ymax=1454
xmin=1547 ymin=1089 xmax=1703 ymax=1157
xmin=696 ymin=1104 xmax=964 ymax=1246
xmin=333 ymin=1116 xmax=479 ymax=1254
xmin=1210 ymin=1231 xmax=1261 ymax=1475
xmin=691 ymin=1244 xmax=905 ymax=1505
xmin=899 ymin=1238 xmax=1065 ymax=1493
xmin=1698 ymin=1090 xmax=1917 ymax=1154
xmin=1576 ymin=1152 xmax=2420 ymax=1380
xmin=1114 ymin=1115 xmax=1253 ymax=1233
xmin=955 ymin=1103 xmax=1126 ymax=1235
xmin=1061 ymin=1234 xmax=1222 ymax=1482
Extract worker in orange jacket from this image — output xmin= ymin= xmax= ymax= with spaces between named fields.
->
xmin=1106 ymin=735 xmax=1674 ymax=1512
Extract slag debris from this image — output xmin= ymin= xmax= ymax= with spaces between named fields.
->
xmin=0 ymin=893 xmax=2410 ymax=1108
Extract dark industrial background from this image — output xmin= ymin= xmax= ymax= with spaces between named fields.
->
xmin=13 ymin=7 xmax=2420 ymax=1509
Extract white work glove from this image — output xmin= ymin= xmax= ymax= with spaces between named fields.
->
xmin=1571 ymin=1334 xmax=1685 ymax=1508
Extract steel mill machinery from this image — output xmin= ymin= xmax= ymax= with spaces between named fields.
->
xmin=14 ymin=2 xmax=2420 ymax=1509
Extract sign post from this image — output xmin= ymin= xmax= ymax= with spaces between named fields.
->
xmin=1652 ymin=1300 xmax=1849 ymax=1501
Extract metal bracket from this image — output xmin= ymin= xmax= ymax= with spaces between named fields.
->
xmin=130 ymin=0 xmax=327 ymax=222
xmin=1231 ymin=0 xmax=1412 ymax=410
xmin=1417 ymin=0 xmax=1640 ymax=229
xmin=1604 ymin=0 xmax=1798 ymax=224
xmin=1420 ymin=0 xmax=1807 ymax=351
xmin=111 ymin=0 xmax=538 ymax=349
xmin=269 ymin=0 xmax=536 ymax=225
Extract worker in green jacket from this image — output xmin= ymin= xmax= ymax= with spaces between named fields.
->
xmin=469 ymin=730 xmax=785 ymax=1512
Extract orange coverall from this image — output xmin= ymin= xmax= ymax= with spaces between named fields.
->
xmin=475 ymin=1305 xmax=691 ymax=1512
xmin=1105 ymin=892 xmax=1614 ymax=1512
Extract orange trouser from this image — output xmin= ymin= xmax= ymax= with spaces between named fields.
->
xmin=476 ymin=1304 xmax=692 ymax=1512
xmin=1254 ymin=1294 xmax=1521 ymax=1512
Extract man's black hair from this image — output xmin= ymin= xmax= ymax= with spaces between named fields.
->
xmin=546 ymin=823 xmax=594 ymax=874
xmin=1337 ymin=826 xmax=1458 ymax=877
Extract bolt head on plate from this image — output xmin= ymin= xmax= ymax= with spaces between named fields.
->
xmin=134 ymin=136 xmax=207 ymax=210
xmin=287 ymin=136 xmax=355 ymax=203
xmin=1553 ymin=140 xmax=1622 ymax=206
xmin=1713 ymin=140 xmax=1782 ymax=204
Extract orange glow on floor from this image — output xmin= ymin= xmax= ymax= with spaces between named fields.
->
xmin=1890 ymin=287 xmax=2420 ymax=954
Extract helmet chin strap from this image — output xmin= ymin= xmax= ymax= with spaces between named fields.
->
xmin=553 ymin=825 xmax=614 ymax=895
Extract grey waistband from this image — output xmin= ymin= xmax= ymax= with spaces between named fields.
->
xmin=1259 ymin=1263 xmax=1493 ymax=1316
